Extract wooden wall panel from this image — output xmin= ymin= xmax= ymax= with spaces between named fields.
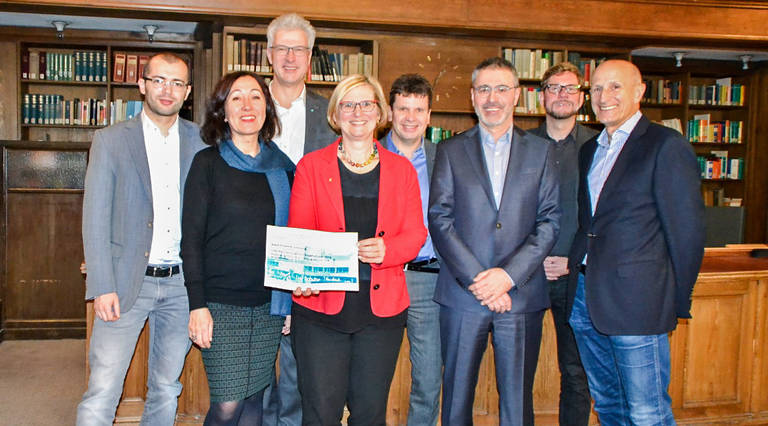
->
xmin=674 ymin=278 xmax=756 ymax=419
xmin=751 ymin=277 xmax=768 ymax=414
xmin=377 ymin=36 xmax=498 ymax=113
xmin=745 ymin=67 xmax=768 ymax=242
xmin=7 ymin=0 xmax=768 ymax=44
xmin=5 ymin=192 xmax=85 ymax=338
xmin=0 ymin=41 xmax=19 ymax=140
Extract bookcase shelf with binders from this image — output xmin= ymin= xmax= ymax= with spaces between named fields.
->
xmin=221 ymin=26 xmax=378 ymax=97
xmin=500 ymin=45 xmax=628 ymax=131
xmin=18 ymin=40 xmax=196 ymax=142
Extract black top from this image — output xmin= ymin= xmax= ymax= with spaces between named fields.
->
xmin=529 ymin=123 xmax=597 ymax=257
xmin=293 ymin=160 xmax=406 ymax=332
xmin=181 ymin=147 xmax=288 ymax=310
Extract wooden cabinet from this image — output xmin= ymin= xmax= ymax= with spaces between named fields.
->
xmin=1 ymin=141 xmax=90 ymax=340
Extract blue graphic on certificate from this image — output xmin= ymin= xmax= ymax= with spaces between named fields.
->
xmin=264 ymin=225 xmax=360 ymax=291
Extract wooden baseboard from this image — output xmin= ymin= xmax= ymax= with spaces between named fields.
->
xmin=3 ymin=319 xmax=86 ymax=339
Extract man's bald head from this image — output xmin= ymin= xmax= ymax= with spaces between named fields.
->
xmin=590 ymin=59 xmax=646 ymax=135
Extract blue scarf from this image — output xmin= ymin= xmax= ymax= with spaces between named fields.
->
xmin=219 ymin=138 xmax=295 ymax=316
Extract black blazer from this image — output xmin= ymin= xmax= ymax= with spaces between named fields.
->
xmin=566 ymin=115 xmax=705 ymax=335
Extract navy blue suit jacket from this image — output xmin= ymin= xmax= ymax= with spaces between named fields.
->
xmin=566 ymin=115 xmax=705 ymax=335
xmin=428 ymin=125 xmax=560 ymax=314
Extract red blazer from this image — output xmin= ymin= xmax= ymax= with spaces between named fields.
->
xmin=288 ymin=138 xmax=427 ymax=317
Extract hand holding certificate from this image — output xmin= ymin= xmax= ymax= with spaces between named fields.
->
xmin=264 ymin=225 xmax=360 ymax=292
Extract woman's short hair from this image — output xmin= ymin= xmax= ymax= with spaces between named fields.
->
xmin=200 ymin=71 xmax=281 ymax=146
xmin=326 ymin=74 xmax=389 ymax=133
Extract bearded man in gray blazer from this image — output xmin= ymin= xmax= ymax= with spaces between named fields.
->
xmin=77 ymin=53 xmax=205 ymax=426
xmin=429 ymin=57 xmax=560 ymax=425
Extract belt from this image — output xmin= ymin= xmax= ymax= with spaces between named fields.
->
xmin=146 ymin=265 xmax=180 ymax=277
xmin=579 ymin=264 xmax=587 ymax=275
xmin=404 ymin=258 xmax=439 ymax=274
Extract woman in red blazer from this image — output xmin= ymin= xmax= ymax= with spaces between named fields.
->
xmin=288 ymin=74 xmax=426 ymax=425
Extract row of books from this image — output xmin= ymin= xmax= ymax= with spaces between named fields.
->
xmin=110 ymin=100 xmax=143 ymax=125
xmin=501 ymin=48 xmax=564 ymax=80
xmin=688 ymin=115 xmax=743 ymax=143
xmin=22 ymin=50 xmax=108 ymax=82
xmin=426 ymin=126 xmax=455 ymax=143
xmin=689 ymin=77 xmax=745 ymax=106
xmin=223 ymin=36 xmax=375 ymax=82
xmin=225 ymin=38 xmax=272 ymax=73
xmin=22 ymin=93 xmax=108 ymax=126
xmin=697 ymin=151 xmax=743 ymax=180
xmin=566 ymin=53 xmax=605 ymax=85
xmin=642 ymin=79 xmax=682 ymax=104
xmin=515 ymin=87 xmax=545 ymax=114
xmin=113 ymin=53 xmax=149 ymax=84
xmin=309 ymin=48 xmax=374 ymax=82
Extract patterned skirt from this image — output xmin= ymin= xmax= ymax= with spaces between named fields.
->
xmin=201 ymin=302 xmax=283 ymax=402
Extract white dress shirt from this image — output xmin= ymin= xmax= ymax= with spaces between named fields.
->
xmin=141 ymin=111 xmax=182 ymax=265
xmin=270 ymin=83 xmax=307 ymax=165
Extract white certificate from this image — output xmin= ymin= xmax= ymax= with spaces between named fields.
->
xmin=264 ymin=225 xmax=359 ymax=291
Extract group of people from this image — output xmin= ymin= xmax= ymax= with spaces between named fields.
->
xmin=76 ymin=12 xmax=705 ymax=426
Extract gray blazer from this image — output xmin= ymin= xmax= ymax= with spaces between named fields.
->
xmin=303 ymin=90 xmax=338 ymax=155
xmin=428 ymin=125 xmax=560 ymax=314
xmin=82 ymin=115 xmax=206 ymax=312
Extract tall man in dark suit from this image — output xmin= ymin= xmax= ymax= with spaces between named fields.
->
xmin=77 ymin=53 xmax=206 ymax=425
xmin=529 ymin=62 xmax=596 ymax=426
xmin=262 ymin=13 xmax=337 ymax=426
xmin=566 ymin=59 xmax=704 ymax=424
xmin=384 ymin=74 xmax=441 ymax=426
xmin=429 ymin=57 xmax=560 ymax=425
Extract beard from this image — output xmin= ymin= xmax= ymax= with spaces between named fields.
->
xmin=545 ymin=101 xmax=578 ymax=120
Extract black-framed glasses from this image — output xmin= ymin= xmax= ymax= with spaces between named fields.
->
xmin=543 ymin=83 xmax=582 ymax=95
xmin=143 ymin=76 xmax=189 ymax=90
xmin=269 ymin=45 xmax=311 ymax=57
xmin=338 ymin=100 xmax=378 ymax=113
xmin=473 ymin=85 xmax=516 ymax=97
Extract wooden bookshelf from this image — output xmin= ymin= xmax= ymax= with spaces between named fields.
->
xmin=220 ymin=25 xmax=379 ymax=97
xmin=17 ymin=38 xmax=198 ymax=142
xmin=633 ymin=57 xmax=753 ymax=213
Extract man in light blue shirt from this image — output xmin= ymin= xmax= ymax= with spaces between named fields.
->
xmin=567 ymin=59 xmax=704 ymax=425
xmin=384 ymin=74 xmax=441 ymax=426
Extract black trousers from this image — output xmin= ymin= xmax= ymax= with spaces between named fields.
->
xmin=291 ymin=316 xmax=404 ymax=426
xmin=549 ymin=275 xmax=591 ymax=426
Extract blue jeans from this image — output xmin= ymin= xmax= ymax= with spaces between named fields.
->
xmin=76 ymin=273 xmax=191 ymax=426
xmin=404 ymin=270 xmax=442 ymax=426
xmin=569 ymin=273 xmax=675 ymax=426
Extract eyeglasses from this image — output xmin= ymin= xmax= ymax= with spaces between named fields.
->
xmin=473 ymin=85 xmax=517 ymax=97
xmin=143 ymin=76 xmax=189 ymax=91
xmin=270 ymin=45 xmax=311 ymax=57
xmin=338 ymin=100 xmax=378 ymax=114
xmin=543 ymin=83 xmax=582 ymax=95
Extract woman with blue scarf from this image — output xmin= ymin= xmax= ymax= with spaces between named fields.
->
xmin=181 ymin=71 xmax=294 ymax=426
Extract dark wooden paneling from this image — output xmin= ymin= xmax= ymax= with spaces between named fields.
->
xmin=377 ymin=35 xmax=498 ymax=113
xmin=0 ymin=41 xmax=19 ymax=140
xmin=5 ymin=191 xmax=85 ymax=339
xmin=6 ymin=0 xmax=768 ymax=45
xmin=745 ymin=67 xmax=768 ymax=242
